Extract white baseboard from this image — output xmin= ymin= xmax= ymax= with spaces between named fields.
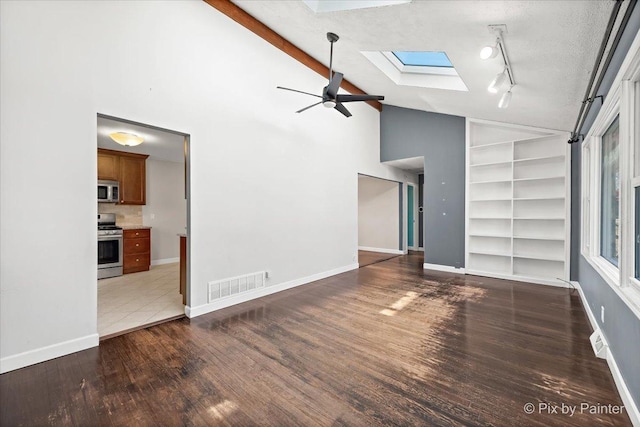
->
xmin=0 ymin=333 xmax=99 ymax=374
xmin=186 ymin=263 xmax=359 ymax=318
xmin=464 ymin=269 xmax=573 ymax=288
xmin=572 ymin=281 xmax=640 ymax=427
xmin=151 ymin=257 xmax=179 ymax=266
xmin=423 ymin=263 xmax=465 ymax=274
xmin=358 ymin=246 xmax=404 ymax=255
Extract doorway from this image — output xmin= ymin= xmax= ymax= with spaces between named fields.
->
xmin=357 ymin=174 xmax=403 ymax=267
xmin=96 ymin=114 xmax=190 ymax=339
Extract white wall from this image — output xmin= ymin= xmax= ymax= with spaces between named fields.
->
xmin=142 ymin=159 xmax=187 ymax=262
xmin=0 ymin=0 xmax=411 ymax=372
xmin=358 ymin=176 xmax=400 ymax=251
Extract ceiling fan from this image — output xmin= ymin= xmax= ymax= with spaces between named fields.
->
xmin=277 ymin=32 xmax=384 ymax=118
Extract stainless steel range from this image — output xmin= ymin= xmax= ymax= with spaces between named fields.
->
xmin=98 ymin=213 xmax=123 ymax=279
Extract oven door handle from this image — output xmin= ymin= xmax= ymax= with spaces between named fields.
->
xmin=98 ymin=235 xmax=123 ymax=241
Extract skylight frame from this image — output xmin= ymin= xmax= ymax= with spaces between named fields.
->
xmin=361 ymin=51 xmax=468 ymax=91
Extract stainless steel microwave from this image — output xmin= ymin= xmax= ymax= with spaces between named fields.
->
xmin=98 ymin=180 xmax=119 ymax=203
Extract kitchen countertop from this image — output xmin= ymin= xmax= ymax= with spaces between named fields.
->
xmin=120 ymin=225 xmax=152 ymax=230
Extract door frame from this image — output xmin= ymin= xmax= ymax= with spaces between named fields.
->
xmin=96 ymin=113 xmax=192 ymax=325
xmin=407 ymin=183 xmax=418 ymax=250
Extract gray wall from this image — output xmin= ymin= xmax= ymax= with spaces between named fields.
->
xmin=571 ymin=3 xmax=640 ymax=408
xmin=381 ymin=106 xmax=465 ymax=268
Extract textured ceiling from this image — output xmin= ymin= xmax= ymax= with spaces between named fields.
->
xmin=231 ymin=0 xmax=614 ymax=131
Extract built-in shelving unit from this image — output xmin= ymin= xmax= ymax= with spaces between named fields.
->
xmin=465 ymin=119 xmax=570 ymax=286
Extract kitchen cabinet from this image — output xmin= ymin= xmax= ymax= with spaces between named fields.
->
xmin=97 ymin=151 xmax=119 ymax=181
xmin=123 ymin=228 xmax=151 ymax=274
xmin=97 ymin=148 xmax=148 ymax=205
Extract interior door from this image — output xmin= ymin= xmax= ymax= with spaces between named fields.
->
xmin=418 ymin=174 xmax=424 ymax=248
xmin=408 ymin=184 xmax=415 ymax=248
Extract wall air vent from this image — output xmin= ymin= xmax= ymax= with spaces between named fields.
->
xmin=589 ymin=329 xmax=608 ymax=359
xmin=208 ymin=271 xmax=266 ymax=303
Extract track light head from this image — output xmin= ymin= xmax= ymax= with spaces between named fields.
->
xmin=498 ymin=88 xmax=512 ymax=109
xmin=488 ymin=70 xmax=507 ymax=93
xmin=480 ymin=45 xmax=498 ymax=60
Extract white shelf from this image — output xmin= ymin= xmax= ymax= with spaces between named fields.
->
xmin=514 ymin=217 xmax=565 ymax=220
xmin=513 ymin=235 xmax=565 ymax=241
xmin=469 ymin=140 xmax=513 ymax=149
xmin=512 ymin=154 xmax=565 ymax=164
xmin=513 ymin=254 xmax=565 ymax=262
xmin=469 ymin=233 xmax=511 ymax=238
xmin=470 ymin=160 xmax=512 ymax=167
xmin=513 ymin=196 xmax=565 ymax=201
xmin=470 ymin=250 xmax=511 ymax=257
xmin=470 ymin=179 xmax=512 ymax=185
xmin=513 ymin=176 xmax=565 ymax=183
xmin=466 ymin=120 xmax=569 ymax=284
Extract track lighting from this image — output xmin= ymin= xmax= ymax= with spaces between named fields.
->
xmin=480 ymin=25 xmax=516 ymax=109
xmin=488 ymin=69 xmax=507 ymax=94
xmin=480 ymin=43 xmax=499 ymax=60
xmin=498 ymin=87 xmax=512 ymax=109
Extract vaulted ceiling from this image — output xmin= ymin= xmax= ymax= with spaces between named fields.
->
xmin=231 ymin=0 xmax=614 ymax=131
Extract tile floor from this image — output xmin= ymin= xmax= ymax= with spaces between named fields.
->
xmin=98 ymin=263 xmax=184 ymax=337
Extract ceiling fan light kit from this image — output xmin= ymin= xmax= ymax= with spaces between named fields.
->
xmin=277 ymin=32 xmax=384 ymax=118
xmin=481 ymin=24 xmax=515 ymax=109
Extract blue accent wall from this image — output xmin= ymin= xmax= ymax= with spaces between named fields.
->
xmin=380 ymin=106 xmax=465 ymax=268
xmin=571 ymin=3 xmax=640 ymax=408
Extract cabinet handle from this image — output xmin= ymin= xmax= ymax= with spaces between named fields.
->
xmin=136 ymin=259 xmax=139 ymax=262
xmin=135 ymin=233 xmax=139 ymax=236
xmin=136 ymin=243 xmax=139 ymax=247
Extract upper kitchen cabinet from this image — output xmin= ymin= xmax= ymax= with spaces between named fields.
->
xmin=97 ymin=148 xmax=149 ymax=205
xmin=97 ymin=150 xmax=119 ymax=181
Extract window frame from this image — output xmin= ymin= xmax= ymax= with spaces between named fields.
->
xmin=581 ymin=37 xmax=640 ymax=319
xmin=582 ymin=97 xmax=621 ymax=286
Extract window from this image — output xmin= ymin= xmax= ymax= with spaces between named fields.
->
xmin=392 ymin=51 xmax=453 ymax=68
xmin=581 ymin=39 xmax=640 ymax=316
xmin=600 ymin=116 xmax=620 ymax=266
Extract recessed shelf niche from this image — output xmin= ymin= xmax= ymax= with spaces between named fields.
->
xmin=466 ymin=119 xmax=570 ymax=286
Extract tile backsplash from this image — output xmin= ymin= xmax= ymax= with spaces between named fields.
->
xmin=98 ymin=204 xmax=143 ymax=226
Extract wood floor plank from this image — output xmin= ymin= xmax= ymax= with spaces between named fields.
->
xmin=0 ymin=252 xmax=631 ymax=426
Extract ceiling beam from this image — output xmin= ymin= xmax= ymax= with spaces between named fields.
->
xmin=203 ymin=0 xmax=383 ymax=112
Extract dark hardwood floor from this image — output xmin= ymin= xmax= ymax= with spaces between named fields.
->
xmin=358 ymin=250 xmax=400 ymax=267
xmin=0 ymin=253 xmax=630 ymax=426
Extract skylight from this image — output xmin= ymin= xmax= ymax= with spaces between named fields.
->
xmin=361 ymin=50 xmax=468 ymax=91
xmin=392 ymin=51 xmax=453 ymax=68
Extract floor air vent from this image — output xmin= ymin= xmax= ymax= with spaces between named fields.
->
xmin=208 ymin=271 xmax=266 ymax=303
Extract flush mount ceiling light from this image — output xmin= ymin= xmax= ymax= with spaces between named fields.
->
xmin=109 ymin=132 xmax=144 ymax=147
xmin=481 ymin=24 xmax=516 ymax=108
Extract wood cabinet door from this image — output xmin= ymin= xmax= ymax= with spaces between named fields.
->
xmin=97 ymin=151 xmax=119 ymax=181
xmin=119 ymin=156 xmax=146 ymax=204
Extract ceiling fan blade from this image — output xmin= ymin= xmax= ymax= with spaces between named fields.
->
xmin=277 ymin=86 xmax=322 ymax=98
xmin=326 ymin=72 xmax=343 ymax=98
xmin=296 ymin=101 xmax=323 ymax=113
xmin=336 ymin=94 xmax=385 ymax=103
xmin=334 ymin=102 xmax=352 ymax=118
